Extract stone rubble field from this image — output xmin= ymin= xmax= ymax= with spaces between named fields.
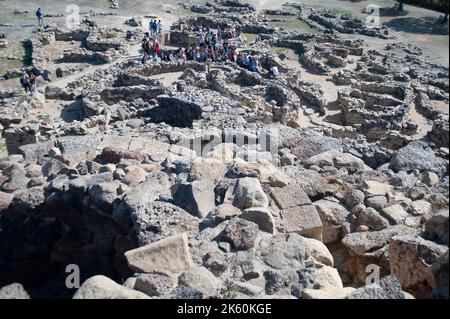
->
xmin=0 ymin=0 xmax=448 ymax=299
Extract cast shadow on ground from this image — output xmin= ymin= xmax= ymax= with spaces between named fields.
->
xmin=384 ymin=16 xmax=449 ymax=35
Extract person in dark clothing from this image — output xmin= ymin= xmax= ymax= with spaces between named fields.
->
xmin=20 ymin=71 xmax=31 ymax=93
xmin=28 ymin=73 xmax=37 ymax=93
xmin=36 ymin=8 xmax=43 ymax=27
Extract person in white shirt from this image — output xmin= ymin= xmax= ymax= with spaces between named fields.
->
xmin=270 ymin=65 xmax=279 ymax=77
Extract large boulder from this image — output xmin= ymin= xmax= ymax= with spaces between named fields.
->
xmin=0 ymin=283 xmax=30 ymax=299
xmin=230 ymin=177 xmax=269 ymax=209
xmin=389 ymin=141 xmax=446 ymax=175
xmin=222 ymin=218 xmax=259 ymax=251
xmin=270 ymin=184 xmax=311 ymax=209
xmin=178 ymin=266 xmax=222 ymax=297
xmin=281 ymin=205 xmax=323 ymax=241
xmin=342 ymin=226 xmax=417 ymax=258
xmin=346 ymin=276 xmax=407 ymax=299
xmin=424 ymin=210 xmax=449 ymax=246
xmin=172 ymin=180 xmax=216 ymax=218
xmin=306 ymin=150 xmax=372 ymax=173
xmin=255 ymin=233 xmax=308 ymax=271
xmin=389 ymin=234 xmax=448 ymax=298
xmin=314 ymin=199 xmax=350 ymax=244
xmin=73 ymin=275 xmax=150 ymax=299
xmin=124 ymin=233 xmax=193 ymax=275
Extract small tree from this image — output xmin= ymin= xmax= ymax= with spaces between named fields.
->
xmin=397 ymin=0 xmax=404 ymax=11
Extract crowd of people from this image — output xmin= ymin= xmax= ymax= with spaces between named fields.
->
xmin=140 ymin=24 xmax=272 ymax=75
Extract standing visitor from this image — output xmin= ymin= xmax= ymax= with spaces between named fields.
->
xmin=149 ymin=19 xmax=154 ymax=36
xmin=157 ymin=20 xmax=162 ymax=34
xmin=28 ymin=72 xmax=37 ymax=93
xmin=36 ymin=8 xmax=43 ymax=27
xmin=20 ymin=71 xmax=31 ymax=94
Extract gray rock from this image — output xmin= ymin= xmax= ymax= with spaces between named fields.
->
xmin=389 ymin=234 xmax=448 ymax=298
xmin=314 ymin=199 xmax=350 ymax=244
xmin=264 ymin=270 xmax=299 ymax=295
xmin=0 ymin=283 xmax=30 ymax=299
xmin=222 ymin=218 xmax=259 ymax=251
xmin=172 ymin=180 xmax=216 ymax=218
xmin=344 ymin=189 xmax=365 ymax=208
xmin=231 ymin=177 xmax=269 ymax=209
xmin=134 ymin=273 xmax=174 ymax=297
xmin=73 ymin=275 xmax=150 ymax=299
xmin=357 ymin=207 xmax=390 ymax=231
xmin=346 ymin=276 xmax=406 ymax=299
xmin=281 ymin=205 xmax=323 ymax=240
xmin=342 ymin=225 xmax=417 ymax=258
xmin=389 ymin=141 xmax=446 ymax=175
xmin=178 ymin=266 xmax=222 ymax=297
xmin=241 ymin=207 xmax=275 ymax=233
xmin=170 ymin=285 xmax=203 ymax=299
xmin=124 ymin=233 xmax=193 ymax=275
xmin=425 ymin=210 xmax=449 ymax=245
xmin=366 ymin=195 xmax=387 ymax=211
xmin=256 ymin=233 xmax=307 ymax=270
xmin=270 ymin=184 xmax=311 ymax=209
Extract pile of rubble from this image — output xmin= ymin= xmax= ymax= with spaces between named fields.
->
xmin=0 ymin=0 xmax=448 ymax=300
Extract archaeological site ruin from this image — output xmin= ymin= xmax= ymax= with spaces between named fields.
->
xmin=0 ymin=0 xmax=448 ymax=301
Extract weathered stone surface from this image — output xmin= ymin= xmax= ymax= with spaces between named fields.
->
xmin=231 ymin=177 xmax=269 ymax=209
xmin=389 ymin=141 xmax=446 ymax=174
xmin=240 ymin=207 xmax=275 ymax=233
xmin=346 ymin=276 xmax=406 ymax=299
xmin=178 ymin=266 xmax=222 ymax=297
xmin=222 ymin=218 xmax=259 ymax=251
xmin=382 ymin=204 xmax=410 ymax=225
xmin=133 ymin=273 xmax=174 ymax=297
xmin=313 ymin=266 xmax=343 ymax=289
xmin=281 ymin=205 xmax=323 ymax=240
xmin=0 ymin=283 xmax=30 ymax=299
xmin=206 ymin=203 xmax=241 ymax=225
xmin=124 ymin=233 xmax=193 ymax=274
xmin=270 ymin=184 xmax=311 ymax=209
xmin=344 ymin=189 xmax=365 ymax=208
xmin=342 ymin=226 xmax=417 ymax=257
xmin=303 ymin=287 xmax=355 ymax=299
xmin=282 ymin=167 xmax=325 ymax=198
xmin=188 ymin=158 xmax=227 ymax=184
xmin=73 ymin=275 xmax=150 ymax=299
xmin=314 ymin=199 xmax=350 ymax=244
xmin=256 ymin=234 xmax=308 ymax=271
xmin=363 ymin=180 xmax=393 ymax=197
xmin=0 ymin=191 xmax=13 ymax=213
xmin=304 ymin=237 xmax=334 ymax=266
xmin=358 ymin=207 xmax=390 ymax=231
xmin=425 ymin=210 xmax=449 ymax=245
xmin=389 ymin=234 xmax=448 ymax=298
xmin=172 ymin=180 xmax=216 ymax=218
xmin=306 ymin=150 xmax=371 ymax=173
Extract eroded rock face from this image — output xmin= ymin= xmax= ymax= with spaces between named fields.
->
xmin=389 ymin=234 xmax=448 ymax=298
